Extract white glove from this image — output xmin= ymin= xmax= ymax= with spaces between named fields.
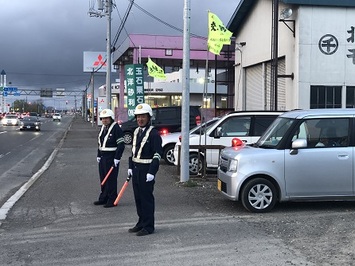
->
xmin=114 ymin=159 xmax=120 ymax=167
xmin=146 ymin=173 xmax=155 ymax=182
xmin=128 ymin=169 xmax=133 ymax=177
xmin=96 ymin=157 xmax=101 ymax=163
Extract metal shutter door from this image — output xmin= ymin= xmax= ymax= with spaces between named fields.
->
xmin=245 ymin=63 xmax=263 ymax=110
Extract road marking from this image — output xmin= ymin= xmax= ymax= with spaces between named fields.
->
xmin=0 ymin=121 xmax=71 ymax=222
xmin=0 ymin=131 xmax=7 ymax=134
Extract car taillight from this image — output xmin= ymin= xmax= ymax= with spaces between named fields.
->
xmin=195 ymin=115 xmax=201 ymax=126
xmin=232 ymin=138 xmax=244 ymax=147
xmin=160 ymin=129 xmax=169 ymax=135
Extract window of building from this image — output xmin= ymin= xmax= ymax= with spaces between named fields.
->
xmin=310 ymin=86 xmax=342 ymax=109
xmin=346 ymin=86 xmax=355 ymax=108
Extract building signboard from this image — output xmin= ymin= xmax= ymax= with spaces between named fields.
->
xmin=125 ymin=64 xmax=145 ymax=119
xmin=83 ymin=51 xmax=115 ymax=73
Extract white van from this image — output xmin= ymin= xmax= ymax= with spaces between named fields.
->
xmin=174 ymin=111 xmax=283 ymax=175
xmin=218 ymin=109 xmax=355 ymax=213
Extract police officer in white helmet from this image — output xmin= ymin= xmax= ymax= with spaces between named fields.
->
xmin=127 ymin=103 xmax=162 ymax=236
xmin=95 ymin=109 xmax=125 ymax=208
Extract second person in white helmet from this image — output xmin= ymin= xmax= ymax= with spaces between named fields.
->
xmin=127 ymin=103 xmax=162 ymax=236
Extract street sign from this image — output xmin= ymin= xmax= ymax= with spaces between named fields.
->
xmin=40 ymin=88 xmax=53 ymax=97
xmin=56 ymin=88 xmax=66 ymax=97
xmin=4 ymin=87 xmax=17 ymax=92
xmin=3 ymin=91 xmax=8 ymax=97
xmin=0 ymin=86 xmax=3 ymax=92
xmin=13 ymin=92 xmax=21 ymax=96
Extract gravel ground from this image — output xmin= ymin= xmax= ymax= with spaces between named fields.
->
xmin=174 ymin=173 xmax=355 ymax=266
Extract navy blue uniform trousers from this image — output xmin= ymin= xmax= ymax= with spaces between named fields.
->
xmin=132 ymin=163 xmax=155 ymax=233
xmin=98 ymin=153 xmax=118 ymax=204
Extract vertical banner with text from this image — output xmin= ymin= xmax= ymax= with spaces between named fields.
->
xmin=125 ymin=64 xmax=145 ymax=119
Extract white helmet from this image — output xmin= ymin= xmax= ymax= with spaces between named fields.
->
xmin=134 ymin=103 xmax=153 ymax=117
xmin=99 ymin=109 xmax=115 ymax=120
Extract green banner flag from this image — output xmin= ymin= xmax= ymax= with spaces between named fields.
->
xmin=207 ymin=11 xmax=233 ymax=55
xmin=146 ymin=58 xmax=166 ymax=79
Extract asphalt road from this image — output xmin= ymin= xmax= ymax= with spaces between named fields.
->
xmin=1 ymin=116 xmax=355 ymax=265
xmin=0 ymin=116 xmax=72 ymax=207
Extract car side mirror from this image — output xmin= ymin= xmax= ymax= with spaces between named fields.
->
xmin=290 ymin=138 xmax=307 ymax=155
xmin=292 ymin=138 xmax=307 ymax=149
xmin=215 ymin=127 xmax=222 ymax=138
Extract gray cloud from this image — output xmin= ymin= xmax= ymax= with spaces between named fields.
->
xmin=0 ymin=0 xmax=238 ymax=107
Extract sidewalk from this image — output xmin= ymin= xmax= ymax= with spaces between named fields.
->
xmin=0 ymin=116 xmax=312 ymax=266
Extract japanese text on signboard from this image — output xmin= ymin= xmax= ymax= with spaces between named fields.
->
xmin=319 ymin=26 xmax=355 ymax=64
xmin=125 ymin=64 xmax=145 ymax=119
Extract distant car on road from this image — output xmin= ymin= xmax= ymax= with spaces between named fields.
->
xmin=52 ymin=113 xmax=62 ymax=122
xmin=19 ymin=116 xmax=41 ymax=131
xmin=1 ymin=114 xmax=19 ymax=126
xmin=29 ymin=112 xmax=38 ymax=117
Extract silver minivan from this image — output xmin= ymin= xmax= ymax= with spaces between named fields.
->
xmin=217 ymin=109 xmax=354 ymax=213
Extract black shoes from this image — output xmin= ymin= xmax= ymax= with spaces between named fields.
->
xmin=93 ymin=200 xmax=106 ymax=205
xmin=128 ymin=226 xmax=142 ymax=233
xmin=128 ymin=226 xmax=153 ymax=236
xmin=136 ymin=228 xmax=150 ymax=236
xmin=103 ymin=202 xmax=115 ymax=208
xmin=94 ymin=200 xmax=115 ymax=208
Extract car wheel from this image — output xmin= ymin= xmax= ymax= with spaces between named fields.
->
xmin=241 ymin=178 xmax=277 ymax=213
xmin=123 ymin=132 xmax=133 ymax=145
xmin=189 ymin=153 xmax=204 ymax=175
xmin=163 ymin=144 xmax=175 ymax=165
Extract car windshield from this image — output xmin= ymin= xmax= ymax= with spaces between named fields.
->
xmin=23 ymin=117 xmax=37 ymax=121
xmin=5 ymin=115 xmax=17 ymax=119
xmin=54 ymin=113 xmax=60 ymax=116
xmin=256 ymin=117 xmax=296 ymax=148
xmin=190 ymin=118 xmax=220 ymax=135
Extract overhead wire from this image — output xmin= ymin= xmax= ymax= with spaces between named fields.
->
xmin=111 ymin=0 xmax=207 ymax=54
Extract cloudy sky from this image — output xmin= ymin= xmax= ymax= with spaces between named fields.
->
xmin=0 ymin=0 xmax=239 ymax=108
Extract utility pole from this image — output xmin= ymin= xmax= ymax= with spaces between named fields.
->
xmin=271 ymin=0 xmax=279 ymax=110
xmin=88 ymin=0 xmax=112 ymax=110
xmin=105 ymin=0 xmax=112 ymax=110
xmin=1 ymin=70 xmax=6 ymax=113
xmin=180 ymin=0 xmax=191 ymax=183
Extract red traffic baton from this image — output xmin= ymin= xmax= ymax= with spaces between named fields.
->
xmin=100 ymin=166 xmax=114 ymax=186
xmin=114 ymin=175 xmax=132 ymax=206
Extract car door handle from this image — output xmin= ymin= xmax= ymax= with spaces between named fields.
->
xmin=337 ymin=154 xmax=349 ymax=160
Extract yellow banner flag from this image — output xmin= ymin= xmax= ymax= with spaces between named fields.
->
xmin=208 ymin=11 xmax=233 ymax=55
xmin=146 ymin=58 xmax=166 ymax=79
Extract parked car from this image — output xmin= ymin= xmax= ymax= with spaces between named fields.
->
xmin=161 ymin=117 xmax=220 ymax=165
xmin=19 ymin=116 xmax=41 ymax=131
xmin=52 ymin=113 xmax=62 ymax=122
xmin=217 ymin=109 xmax=355 ymax=213
xmin=119 ymin=106 xmax=201 ymax=145
xmin=1 ymin=114 xmax=19 ymax=126
xmin=174 ymin=111 xmax=284 ymax=175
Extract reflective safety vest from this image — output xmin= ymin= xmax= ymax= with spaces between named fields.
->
xmin=98 ymin=122 xmax=118 ymax=152
xmin=132 ymin=126 xmax=154 ymax=164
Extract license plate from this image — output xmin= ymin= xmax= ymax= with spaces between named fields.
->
xmin=217 ymin=179 xmax=221 ymax=191
xmin=27 ymin=126 xmax=31 ymax=129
